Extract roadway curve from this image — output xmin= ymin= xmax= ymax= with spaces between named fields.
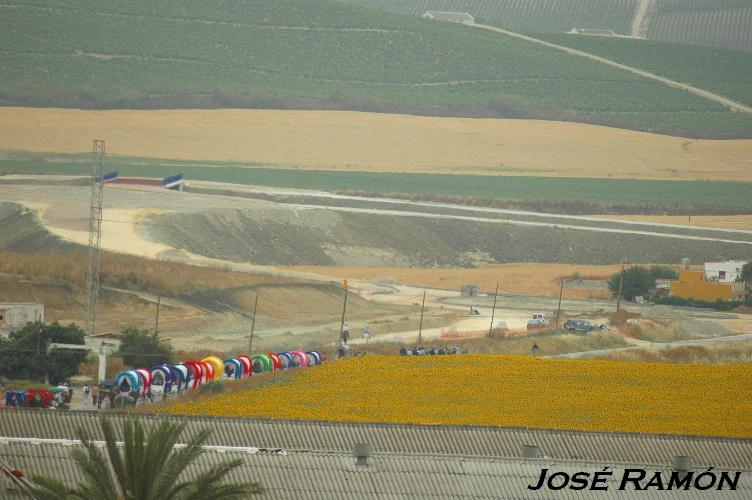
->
xmin=471 ymin=23 xmax=752 ymax=114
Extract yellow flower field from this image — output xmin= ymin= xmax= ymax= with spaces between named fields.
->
xmin=162 ymin=355 xmax=752 ymax=438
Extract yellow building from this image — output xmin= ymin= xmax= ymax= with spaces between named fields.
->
xmin=669 ymin=270 xmax=744 ymax=302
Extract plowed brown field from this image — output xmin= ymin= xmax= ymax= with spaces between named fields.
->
xmin=2 ymin=107 xmax=751 ymax=181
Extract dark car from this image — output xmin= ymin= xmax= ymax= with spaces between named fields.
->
xmin=564 ymin=318 xmax=595 ymax=332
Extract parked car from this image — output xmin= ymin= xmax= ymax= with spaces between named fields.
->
xmin=532 ymin=312 xmax=552 ymax=324
xmin=527 ymin=319 xmax=547 ymax=331
xmin=564 ymin=318 xmax=596 ymax=332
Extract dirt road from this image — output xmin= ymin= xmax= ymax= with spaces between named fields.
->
xmin=552 ymin=333 xmax=752 ymax=359
xmin=631 ymin=0 xmax=654 ymax=38
xmin=348 ymin=280 xmax=752 ymax=347
xmin=186 ymin=182 xmax=752 ymax=237
xmin=245 ymin=187 xmax=752 ymax=244
xmin=471 ymin=23 xmax=752 ymax=114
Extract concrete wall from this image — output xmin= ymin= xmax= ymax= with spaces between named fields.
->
xmin=0 ymin=303 xmax=44 ymax=335
xmin=670 ymin=271 xmax=734 ymax=302
xmin=705 ymin=261 xmax=747 ymax=283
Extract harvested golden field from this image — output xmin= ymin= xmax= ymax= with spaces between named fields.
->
xmin=2 ymin=107 xmax=751 ymax=181
xmin=163 ymin=355 xmax=752 ymax=438
xmin=284 ymin=263 xmax=622 ymax=297
xmin=595 ymin=214 xmax=752 ymax=231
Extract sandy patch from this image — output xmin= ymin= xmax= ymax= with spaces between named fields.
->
xmin=282 ymin=263 xmax=624 ymax=297
xmin=41 ymin=207 xmax=176 ymax=258
xmin=594 ymin=214 xmax=752 ymax=231
xmin=1 ymin=107 xmax=751 ymax=181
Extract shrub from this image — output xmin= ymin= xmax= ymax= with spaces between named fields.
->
xmin=607 ymin=266 xmax=654 ymax=301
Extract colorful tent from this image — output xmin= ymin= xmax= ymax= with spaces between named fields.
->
xmin=223 ymin=358 xmax=243 ymax=380
xmin=307 ymin=351 xmax=323 ymax=365
xmin=26 ymin=389 xmax=53 ymax=408
xmin=134 ymin=368 xmax=153 ymax=394
xmin=184 ymin=361 xmax=205 ymax=389
xmin=202 ymin=360 xmax=215 ymax=382
xmin=237 ymin=355 xmax=252 ymax=376
xmin=110 ymin=347 xmax=323 ymax=403
xmin=116 ymin=370 xmax=141 ymax=393
xmin=172 ymin=363 xmax=191 ymax=387
xmin=290 ymin=350 xmax=309 ymax=368
xmin=251 ymin=354 xmax=272 ymax=373
xmin=151 ymin=364 xmax=172 ymax=386
xmin=202 ymin=356 xmax=224 ymax=381
xmin=267 ymin=353 xmax=281 ymax=371
xmin=277 ymin=352 xmax=294 ymax=369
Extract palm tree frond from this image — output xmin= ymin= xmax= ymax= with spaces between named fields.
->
xmin=181 ymin=458 xmax=261 ymax=500
xmin=26 ymin=475 xmax=81 ymax=500
xmin=140 ymin=421 xmax=187 ymax=499
xmin=100 ymin=416 xmax=127 ymax=493
xmin=159 ymin=429 xmax=212 ymax=499
xmin=26 ymin=417 xmax=261 ymax=499
xmin=71 ymin=429 xmax=120 ymax=499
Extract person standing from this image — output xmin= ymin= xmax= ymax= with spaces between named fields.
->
xmin=362 ymin=325 xmax=371 ymax=343
xmin=341 ymin=322 xmax=350 ymax=345
xmin=82 ymin=384 xmax=90 ymax=403
xmin=91 ymin=385 xmax=99 ymax=407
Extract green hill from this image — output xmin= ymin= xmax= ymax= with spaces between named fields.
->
xmin=345 ymin=0 xmax=638 ymax=34
xmin=535 ymin=34 xmax=752 ymax=108
xmin=343 ymin=0 xmax=752 ymax=51
xmin=1 ymin=0 xmax=751 ymax=136
xmin=649 ymin=0 xmax=752 ymax=51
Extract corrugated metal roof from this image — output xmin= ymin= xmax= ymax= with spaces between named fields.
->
xmin=1 ymin=441 xmax=749 ymax=499
xmin=2 ymin=411 xmax=750 ymax=470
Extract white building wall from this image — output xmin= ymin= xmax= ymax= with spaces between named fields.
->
xmin=0 ymin=303 xmax=44 ymax=335
xmin=704 ymin=261 xmax=747 ymax=283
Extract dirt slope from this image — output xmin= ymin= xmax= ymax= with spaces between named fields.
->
xmin=144 ymin=206 xmax=752 ymax=266
xmin=2 ymin=107 xmax=751 ymax=181
xmin=0 ymin=202 xmax=72 ymax=252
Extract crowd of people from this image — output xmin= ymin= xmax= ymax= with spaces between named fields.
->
xmin=399 ymin=345 xmax=468 ymax=356
xmin=82 ymin=383 xmax=120 ymax=409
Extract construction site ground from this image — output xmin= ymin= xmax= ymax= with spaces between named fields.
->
xmin=1 ymin=178 xmax=750 ymax=354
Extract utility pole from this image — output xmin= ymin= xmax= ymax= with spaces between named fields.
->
xmin=555 ymin=278 xmax=565 ymax=329
xmin=85 ymin=139 xmax=105 ymax=337
xmin=616 ymin=263 xmax=626 ymax=311
xmin=417 ymin=289 xmax=426 ymax=343
xmin=35 ymin=323 xmax=48 ymax=384
xmin=154 ymin=295 xmax=161 ymax=334
xmin=249 ymin=292 xmax=259 ymax=353
xmin=338 ymin=281 xmax=349 ymax=345
xmin=488 ymin=283 xmax=499 ymax=337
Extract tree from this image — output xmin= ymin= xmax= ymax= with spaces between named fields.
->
xmin=649 ymin=265 xmax=677 ymax=280
xmin=0 ymin=322 xmax=87 ymax=383
xmin=119 ymin=327 xmax=173 ymax=367
xmin=741 ymin=261 xmax=752 ymax=283
xmin=27 ymin=417 xmax=261 ymax=499
xmin=608 ymin=266 xmax=655 ymax=302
